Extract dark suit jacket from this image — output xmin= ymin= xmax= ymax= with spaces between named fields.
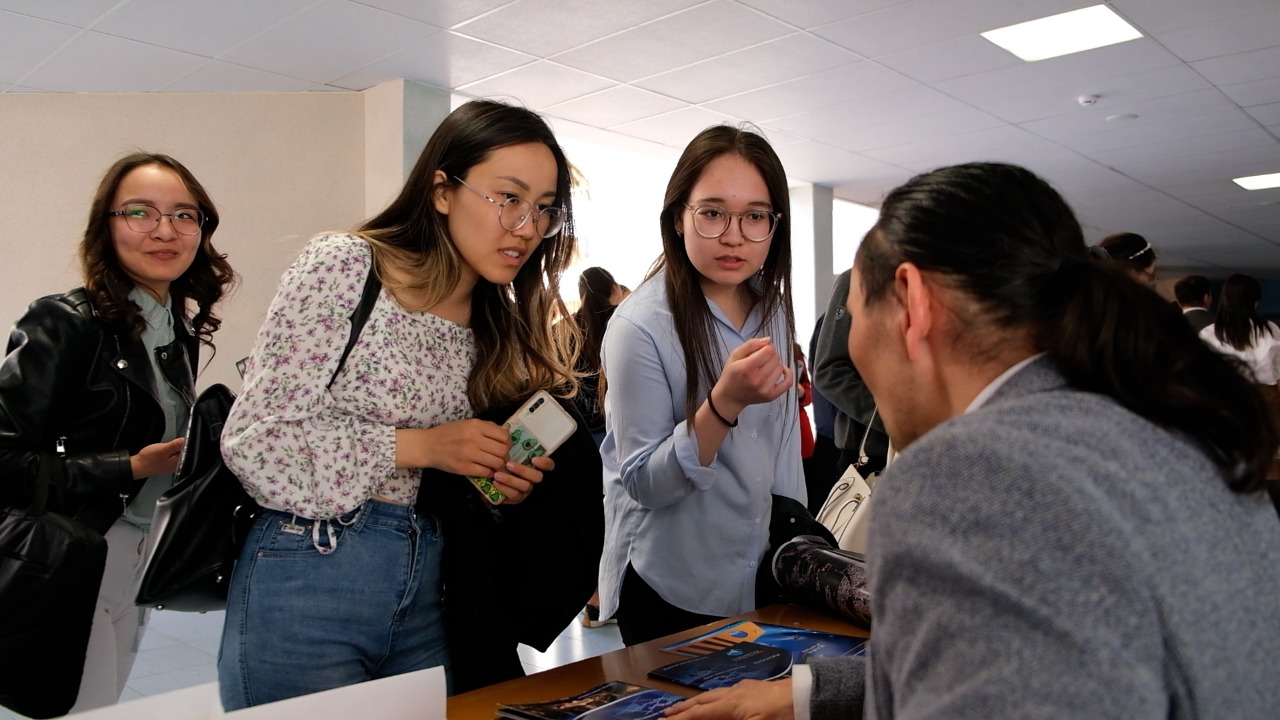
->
xmin=417 ymin=394 xmax=604 ymax=694
xmin=1183 ymin=307 xmax=1213 ymax=333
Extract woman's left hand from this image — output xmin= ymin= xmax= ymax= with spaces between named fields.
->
xmin=491 ymin=454 xmax=553 ymax=505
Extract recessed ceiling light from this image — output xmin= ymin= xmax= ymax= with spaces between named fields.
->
xmin=1233 ymin=173 xmax=1280 ymax=191
xmin=981 ymin=5 xmax=1143 ymax=62
xmin=1106 ymin=113 xmax=1139 ymax=122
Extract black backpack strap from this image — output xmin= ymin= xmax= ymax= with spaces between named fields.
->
xmin=326 ymin=262 xmax=382 ymax=389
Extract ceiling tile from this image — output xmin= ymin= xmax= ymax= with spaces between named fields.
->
xmin=704 ymin=62 xmax=915 ymax=123
xmin=1156 ymin=8 xmax=1280 ymax=62
xmin=329 ymin=31 xmax=534 ymax=91
xmin=1111 ymin=0 xmax=1278 ymax=34
xmin=834 ymin=107 xmax=1007 ymax=153
xmin=93 ymin=0 xmax=317 ymax=59
xmin=767 ymin=83 xmax=970 ymax=140
xmin=544 ymin=85 xmax=685 ymax=128
xmin=736 ymin=0 xmax=909 ymax=30
xmin=876 ymin=33 xmax=1020 ymax=83
xmin=1246 ymin=102 xmax=1280 ymax=127
xmin=1218 ymin=76 xmax=1280 ymax=108
xmin=453 ymin=0 xmax=700 ymax=57
xmin=20 ymin=31 xmax=208 ymax=92
xmin=1191 ymin=45 xmax=1280 ymax=87
xmin=1026 ymin=109 xmax=1262 ymax=155
xmin=221 ymin=0 xmax=440 ymax=84
xmin=635 ymin=33 xmax=860 ymax=105
xmin=813 ymin=0 xmax=1088 ymax=58
xmin=1104 ymin=127 xmax=1277 ymax=165
xmin=611 ymin=105 xmax=742 ymax=148
xmin=458 ymin=61 xmax=614 ymax=110
xmin=774 ymin=140 xmax=909 ymax=189
xmin=934 ymin=40 xmax=1190 ymax=123
xmin=552 ymin=0 xmax=791 ymax=83
xmin=0 ymin=0 xmax=119 ymax=26
xmin=166 ymin=61 xmax=315 ymax=92
xmin=354 ymin=0 xmax=513 ymax=29
xmin=859 ymin=124 xmax=1043 ymax=166
xmin=0 ymin=10 xmax=78 ymax=85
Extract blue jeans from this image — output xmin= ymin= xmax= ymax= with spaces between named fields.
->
xmin=217 ymin=501 xmax=449 ymax=709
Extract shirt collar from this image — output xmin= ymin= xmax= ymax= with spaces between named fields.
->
xmin=964 ymin=352 xmax=1047 ymax=414
xmin=128 ymin=286 xmax=173 ymax=333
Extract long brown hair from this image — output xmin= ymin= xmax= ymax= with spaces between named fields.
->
xmin=651 ymin=125 xmax=795 ymax=423
xmin=79 ymin=152 xmax=237 ymax=349
xmin=358 ymin=100 xmax=578 ymax=411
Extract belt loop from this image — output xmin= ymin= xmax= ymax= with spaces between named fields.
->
xmin=311 ymin=519 xmax=337 ymax=555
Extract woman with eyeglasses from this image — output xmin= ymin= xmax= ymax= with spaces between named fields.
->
xmin=0 ymin=152 xmax=235 ymax=713
xmin=597 ymin=125 xmax=802 ymax=645
xmin=1091 ymin=231 xmax=1158 ymax=286
xmin=218 ymin=99 xmax=584 ymax=707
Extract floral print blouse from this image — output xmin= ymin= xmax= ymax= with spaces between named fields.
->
xmin=222 ymin=234 xmax=476 ymax=519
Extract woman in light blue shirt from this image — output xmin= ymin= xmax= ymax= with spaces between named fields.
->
xmin=598 ymin=125 xmax=804 ymax=646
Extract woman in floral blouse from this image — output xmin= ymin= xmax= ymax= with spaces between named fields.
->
xmin=218 ymin=99 xmax=579 ymax=709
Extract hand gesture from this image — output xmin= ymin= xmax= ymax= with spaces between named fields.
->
xmin=713 ymin=337 xmax=794 ymax=418
xmin=664 ymin=678 xmax=795 ymax=720
xmin=130 ymin=437 xmax=185 ymax=480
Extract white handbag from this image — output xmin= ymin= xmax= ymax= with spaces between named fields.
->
xmin=816 ymin=407 xmax=893 ymax=555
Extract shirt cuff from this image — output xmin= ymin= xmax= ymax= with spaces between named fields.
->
xmin=792 ymin=663 xmax=813 ymax=720
xmin=672 ymin=419 xmax=718 ymax=490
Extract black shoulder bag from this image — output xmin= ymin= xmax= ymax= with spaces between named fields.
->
xmin=135 ymin=263 xmax=383 ymax=611
xmin=0 ymin=457 xmax=108 ymax=718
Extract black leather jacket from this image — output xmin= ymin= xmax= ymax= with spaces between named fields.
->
xmin=0 ymin=289 xmax=197 ymax=534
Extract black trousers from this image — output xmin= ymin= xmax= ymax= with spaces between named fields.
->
xmin=803 ymin=433 xmax=842 ymax=515
xmin=615 ymin=563 xmax=722 ymax=647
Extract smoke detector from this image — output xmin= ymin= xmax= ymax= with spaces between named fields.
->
xmin=1077 ymin=94 xmax=1100 ymax=106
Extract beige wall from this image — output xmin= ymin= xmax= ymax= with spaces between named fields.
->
xmin=0 ymin=91 xmax=365 ymax=390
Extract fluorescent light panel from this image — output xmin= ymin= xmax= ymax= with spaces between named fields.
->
xmin=1233 ymin=173 xmax=1280 ymax=190
xmin=982 ymin=5 xmax=1142 ymax=62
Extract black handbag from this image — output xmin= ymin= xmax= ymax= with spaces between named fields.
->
xmin=0 ymin=456 xmax=108 ymax=718
xmin=134 ymin=383 xmax=258 ymax=611
xmin=135 ymin=259 xmax=384 ymax=611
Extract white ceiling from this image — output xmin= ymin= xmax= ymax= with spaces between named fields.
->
xmin=2 ymin=0 xmax=1279 ymax=273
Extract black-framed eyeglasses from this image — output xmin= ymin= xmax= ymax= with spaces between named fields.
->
xmin=454 ymin=177 xmax=566 ymax=239
xmin=107 ymin=204 xmax=204 ymax=236
xmin=684 ymin=204 xmax=780 ymax=243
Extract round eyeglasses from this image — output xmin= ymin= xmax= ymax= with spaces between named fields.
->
xmin=454 ymin=177 xmax=566 ymax=239
xmin=685 ymin=204 xmax=781 ymax=243
xmin=107 ymin=204 xmax=204 ymax=236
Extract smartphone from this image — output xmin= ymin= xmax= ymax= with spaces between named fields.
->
xmin=467 ymin=390 xmax=577 ymax=505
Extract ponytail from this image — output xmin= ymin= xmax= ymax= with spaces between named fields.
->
xmin=1038 ymin=260 xmax=1276 ymax=492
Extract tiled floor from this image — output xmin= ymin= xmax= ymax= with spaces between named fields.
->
xmin=1 ymin=608 xmax=621 ymax=718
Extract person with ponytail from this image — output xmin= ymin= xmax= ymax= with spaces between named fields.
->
xmin=669 ymin=162 xmax=1280 ymax=720
xmin=597 ymin=125 xmax=802 ymax=646
xmin=572 ymin=266 xmax=623 ymax=447
xmin=1090 ymin=230 xmax=1157 ymax=286
xmin=1199 ymin=274 xmax=1280 ymax=385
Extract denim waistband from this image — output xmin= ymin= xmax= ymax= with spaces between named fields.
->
xmin=258 ymin=500 xmax=427 ymax=555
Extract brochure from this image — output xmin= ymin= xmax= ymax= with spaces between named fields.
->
xmin=497 ymin=680 xmax=684 ymax=720
xmin=647 ymin=641 xmax=792 ymax=690
xmin=660 ymin=620 xmax=867 ymax=662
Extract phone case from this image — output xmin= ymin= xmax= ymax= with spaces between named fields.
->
xmin=467 ymin=391 xmax=577 ymax=505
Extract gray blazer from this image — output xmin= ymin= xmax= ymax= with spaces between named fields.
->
xmin=809 ymin=356 xmax=1280 ymax=720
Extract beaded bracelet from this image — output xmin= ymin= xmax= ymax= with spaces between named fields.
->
xmin=706 ymin=393 xmax=738 ymax=428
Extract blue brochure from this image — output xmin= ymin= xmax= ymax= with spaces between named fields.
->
xmin=660 ymin=620 xmax=868 ymax=663
xmin=497 ymin=680 xmax=684 ymax=720
xmin=648 ymin=641 xmax=793 ymax=690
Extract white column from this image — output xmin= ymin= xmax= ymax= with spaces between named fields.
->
xmin=789 ymin=183 xmax=835 ymax=344
xmin=362 ymin=79 xmax=451 ymax=216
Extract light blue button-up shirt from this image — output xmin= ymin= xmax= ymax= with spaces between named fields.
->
xmin=598 ymin=273 xmax=804 ymax=618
